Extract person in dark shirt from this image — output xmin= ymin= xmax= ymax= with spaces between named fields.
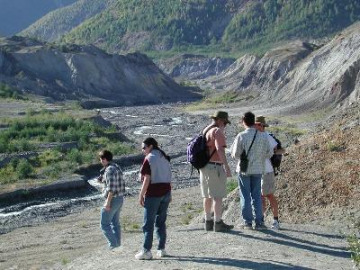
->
xmin=135 ymin=137 xmax=172 ymax=260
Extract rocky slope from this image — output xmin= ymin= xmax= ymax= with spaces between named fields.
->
xmin=196 ymin=23 xmax=360 ymax=113
xmin=156 ymin=54 xmax=235 ymax=80
xmin=0 ymin=36 xmax=200 ymax=108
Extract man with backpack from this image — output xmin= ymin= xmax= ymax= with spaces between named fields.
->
xmin=254 ymin=116 xmax=285 ymax=230
xmin=198 ymin=111 xmax=233 ymax=232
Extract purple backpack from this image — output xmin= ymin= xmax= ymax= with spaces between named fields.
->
xmin=187 ymin=126 xmax=215 ymax=170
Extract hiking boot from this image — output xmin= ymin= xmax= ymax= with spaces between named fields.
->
xmin=241 ymin=223 xmax=253 ymax=230
xmin=156 ymin=249 xmax=168 ymax=258
xmin=205 ymin=219 xmax=214 ymax=231
xmin=271 ymin=220 xmax=280 ymax=230
xmin=135 ymin=249 xmax=153 ymax=260
xmin=254 ymin=223 xmax=267 ymax=230
xmin=214 ymin=220 xmax=234 ymax=232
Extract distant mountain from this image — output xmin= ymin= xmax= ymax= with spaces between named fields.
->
xmin=56 ymin=0 xmax=360 ymax=55
xmin=0 ymin=36 xmax=200 ymax=108
xmin=0 ymin=0 xmax=77 ymax=36
xmin=20 ymin=0 xmax=114 ymax=42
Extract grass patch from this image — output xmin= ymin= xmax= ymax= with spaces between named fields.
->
xmin=226 ymin=178 xmax=238 ymax=194
xmin=326 ymin=142 xmax=344 ymax=152
xmin=122 ymin=216 xmax=141 ymax=233
xmin=185 ymin=90 xmax=256 ymax=112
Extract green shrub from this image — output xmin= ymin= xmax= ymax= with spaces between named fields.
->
xmin=67 ymin=149 xmax=83 ymax=164
xmin=16 ymin=159 xmax=34 ymax=179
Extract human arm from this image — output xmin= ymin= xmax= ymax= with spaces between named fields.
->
xmin=139 ymin=174 xmax=151 ymax=207
xmin=104 ymin=191 xmax=113 ymax=211
xmin=230 ymin=134 xmax=241 ymax=159
xmin=214 ymin=129 xmax=232 ymax=177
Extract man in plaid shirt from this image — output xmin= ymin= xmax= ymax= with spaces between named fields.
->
xmin=230 ymin=112 xmax=272 ymax=230
xmin=98 ymin=150 xmax=125 ymax=250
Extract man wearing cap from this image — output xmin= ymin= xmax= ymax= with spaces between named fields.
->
xmin=255 ymin=115 xmax=284 ymax=230
xmin=200 ymin=111 xmax=233 ymax=232
xmin=230 ymin=111 xmax=272 ymax=230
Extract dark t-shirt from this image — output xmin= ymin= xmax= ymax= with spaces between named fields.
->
xmin=140 ymin=159 xmax=171 ymax=197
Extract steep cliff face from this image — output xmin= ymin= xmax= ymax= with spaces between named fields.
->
xmin=0 ymin=37 xmax=200 ymax=108
xmin=200 ymin=23 xmax=360 ymax=112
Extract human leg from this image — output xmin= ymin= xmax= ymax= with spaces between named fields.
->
xmin=143 ymin=196 xmax=161 ymax=251
xmin=111 ymin=196 xmax=123 ymax=247
xmin=100 ymin=199 xmax=122 ymax=249
xmin=238 ymin=173 xmax=252 ymax=225
xmin=200 ymin=165 xmax=215 ymax=230
xmin=155 ymin=192 xmax=171 ymax=250
xmin=249 ymin=174 xmax=263 ymax=226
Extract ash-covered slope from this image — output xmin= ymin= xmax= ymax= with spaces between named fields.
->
xmin=202 ymin=22 xmax=360 ymax=112
xmin=0 ymin=37 xmax=200 ymax=108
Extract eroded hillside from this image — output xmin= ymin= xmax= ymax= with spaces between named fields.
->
xmin=0 ymin=36 xmax=200 ymax=108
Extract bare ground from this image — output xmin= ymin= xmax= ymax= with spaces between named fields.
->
xmin=0 ymin=185 xmax=352 ymax=270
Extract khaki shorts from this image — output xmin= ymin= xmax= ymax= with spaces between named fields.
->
xmin=199 ymin=163 xmax=226 ymax=198
xmin=261 ymin=172 xmax=276 ymax=195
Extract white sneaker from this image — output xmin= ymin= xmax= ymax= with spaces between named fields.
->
xmin=135 ymin=249 xmax=153 ymax=260
xmin=271 ymin=220 xmax=280 ymax=230
xmin=156 ymin=249 xmax=168 ymax=258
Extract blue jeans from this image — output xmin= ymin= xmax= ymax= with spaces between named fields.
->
xmin=143 ymin=192 xmax=171 ymax=251
xmin=238 ymin=174 xmax=263 ymax=225
xmin=100 ymin=196 xmax=124 ymax=249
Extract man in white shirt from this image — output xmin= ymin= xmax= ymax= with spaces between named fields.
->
xmin=254 ymin=116 xmax=284 ymax=230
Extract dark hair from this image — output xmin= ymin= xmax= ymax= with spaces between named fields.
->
xmin=143 ymin=137 xmax=170 ymax=162
xmin=98 ymin=149 xmax=113 ymax=161
xmin=242 ymin=111 xmax=255 ymax=126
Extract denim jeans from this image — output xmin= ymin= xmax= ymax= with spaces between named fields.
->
xmin=238 ymin=174 xmax=263 ymax=225
xmin=100 ymin=196 xmax=124 ymax=249
xmin=143 ymin=191 xmax=171 ymax=251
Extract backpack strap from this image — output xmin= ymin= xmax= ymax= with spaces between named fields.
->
xmin=203 ymin=125 xmax=216 ymax=159
xmin=245 ymin=131 xmax=257 ymax=156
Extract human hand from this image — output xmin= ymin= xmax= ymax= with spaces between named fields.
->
xmin=225 ymin=165 xmax=232 ymax=178
xmin=139 ymin=194 xmax=145 ymax=207
xmin=103 ymin=203 xmax=111 ymax=212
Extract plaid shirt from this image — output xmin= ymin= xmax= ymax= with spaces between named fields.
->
xmin=230 ymin=127 xmax=272 ymax=175
xmin=102 ymin=162 xmax=125 ymax=198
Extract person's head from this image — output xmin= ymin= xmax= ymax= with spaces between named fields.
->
xmin=98 ymin=149 xmax=113 ymax=167
xmin=255 ymin=115 xmax=269 ymax=132
xmin=141 ymin=137 xmax=170 ymax=161
xmin=241 ymin=111 xmax=255 ymax=127
xmin=210 ymin=111 xmax=231 ymax=127
xmin=142 ymin=137 xmax=158 ymax=155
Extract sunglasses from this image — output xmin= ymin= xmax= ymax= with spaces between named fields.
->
xmin=142 ymin=145 xmax=147 ymax=150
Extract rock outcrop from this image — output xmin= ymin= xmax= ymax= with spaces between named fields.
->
xmin=0 ymin=36 xmax=200 ymax=108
